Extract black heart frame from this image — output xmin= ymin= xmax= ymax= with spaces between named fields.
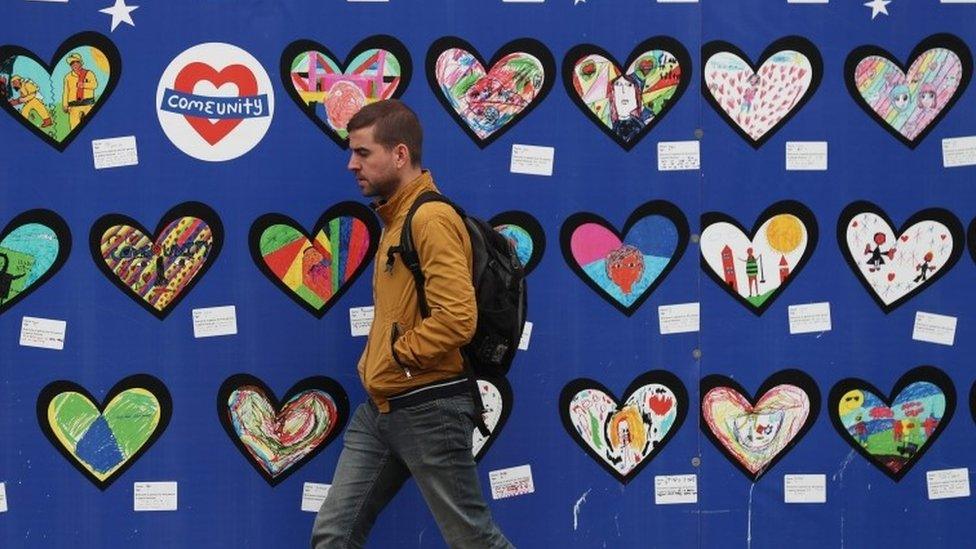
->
xmin=0 ymin=209 xmax=71 ymax=315
xmin=829 ymin=366 xmax=956 ymax=482
xmin=249 ymin=202 xmax=380 ymax=318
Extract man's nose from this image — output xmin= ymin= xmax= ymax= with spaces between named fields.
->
xmin=347 ymin=155 xmax=358 ymax=171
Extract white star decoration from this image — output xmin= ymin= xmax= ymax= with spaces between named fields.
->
xmin=99 ymin=0 xmax=139 ymax=32
xmin=864 ymin=0 xmax=891 ymax=20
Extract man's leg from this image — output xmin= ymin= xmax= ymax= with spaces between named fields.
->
xmin=311 ymin=402 xmax=410 ymax=549
xmin=390 ymin=394 xmax=513 ymax=549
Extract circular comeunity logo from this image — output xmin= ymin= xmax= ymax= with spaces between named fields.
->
xmin=156 ymin=43 xmax=274 ymax=162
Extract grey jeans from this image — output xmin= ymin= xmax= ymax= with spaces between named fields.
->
xmin=310 ymin=393 xmax=513 ymax=549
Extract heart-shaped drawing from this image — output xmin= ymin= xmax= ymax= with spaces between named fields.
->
xmin=217 ymin=374 xmax=349 ymax=486
xmin=426 ymin=37 xmax=555 ymax=148
xmin=563 ymin=36 xmax=691 ymax=150
xmin=249 ymin=202 xmax=380 ymax=318
xmin=0 ymin=209 xmax=71 ymax=315
xmin=89 ymin=202 xmax=224 ymax=319
xmin=701 ymin=370 xmax=820 ymax=482
xmin=37 ymin=374 xmax=172 ymax=490
xmin=702 ymin=36 xmax=822 ymax=148
xmin=490 ymin=211 xmax=545 ymax=276
xmin=472 ymin=376 xmax=513 ymax=461
xmin=829 ymin=366 xmax=955 ymax=482
xmin=845 ymin=34 xmax=972 ymax=149
xmin=700 ymin=201 xmax=818 ymax=316
xmin=0 ymin=32 xmax=121 ymax=151
xmin=560 ymin=370 xmax=687 ymax=484
xmin=561 ymin=201 xmax=688 ymax=316
xmin=280 ymin=36 xmax=411 ymax=148
xmin=837 ymin=201 xmax=963 ymax=313
xmin=174 ymin=62 xmax=257 ymax=145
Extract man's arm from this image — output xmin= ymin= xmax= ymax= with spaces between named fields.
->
xmin=392 ymin=207 xmax=477 ymax=370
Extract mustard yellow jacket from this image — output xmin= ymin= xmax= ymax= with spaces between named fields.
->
xmin=358 ymin=171 xmax=476 ymax=411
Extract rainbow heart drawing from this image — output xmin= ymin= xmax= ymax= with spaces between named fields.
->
xmin=90 ymin=202 xmax=224 ymax=319
xmin=249 ymin=202 xmax=380 ymax=318
xmin=37 ymin=374 xmax=172 ymax=490
xmin=700 ymin=370 xmax=820 ymax=482
xmin=560 ymin=200 xmax=689 ymax=316
xmin=0 ymin=209 xmax=71 ymax=315
xmin=218 ymin=374 xmax=349 ymax=486
xmin=281 ymin=35 xmax=411 ymax=148
xmin=427 ymin=37 xmax=555 ymax=148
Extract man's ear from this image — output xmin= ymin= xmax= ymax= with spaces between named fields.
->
xmin=395 ymin=143 xmax=410 ymax=169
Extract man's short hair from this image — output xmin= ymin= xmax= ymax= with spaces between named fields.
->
xmin=347 ymin=99 xmax=423 ymax=166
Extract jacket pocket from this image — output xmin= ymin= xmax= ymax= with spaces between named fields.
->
xmin=391 ymin=322 xmax=412 ymax=379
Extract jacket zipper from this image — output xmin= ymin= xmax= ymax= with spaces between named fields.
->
xmin=391 ymin=322 xmax=412 ymax=378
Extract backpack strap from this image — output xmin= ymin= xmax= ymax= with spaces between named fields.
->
xmin=386 ymin=191 xmax=490 ymax=438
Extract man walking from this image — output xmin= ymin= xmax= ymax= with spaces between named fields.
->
xmin=311 ymin=99 xmax=512 ymax=549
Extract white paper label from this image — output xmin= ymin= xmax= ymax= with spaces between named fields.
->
xmin=912 ymin=311 xmax=957 ymax=346
xmin=518 ymin=321 xmax=533 ymax=351
xmin=784 ymin=474 xmax=826 ymax=503
xmin=489 ymin=464 xmax=535 ymax=500
xmin=192 ymin=306 xmax=238 ymax=338
xmin=349 ymin=306 xmax=374 ymax=337
xmin=927 ymin=468 xmax=970 ymax=500
xmin=301 ymin=482 xmax=331 ymax=512
xmin=785 ymin=141 xmax=827 ymax=170
xmin=19 ymin=316 xmax=66 ymax=350
xmin=510 ymin=144 xmax=554 ymax=176
xmin=133 ymin=482 xmax=178 ymax=511
xmin=26 ymin=0 xmax=69 ymax=3
xmin=788 ymin=302 xmax=832 ymax=335
xmin=657 ymin=141 xmax=700 ymax=171
xmin=654 ymin=474 xmax=698 ymax=505
xmin=92 ymin=136 xmax=139 ymax=170
xmin=0 ymin=483 xmax=7 ymax=513
xmin=940 ymin=0 xmax=976 ymax=4
xmin=942 ymin=136 xmax=976 ymax=167
xmin=788 ymin=0 xmax=828 ymax=3
xmin=658 ymin=302 xmax=700 ymax=335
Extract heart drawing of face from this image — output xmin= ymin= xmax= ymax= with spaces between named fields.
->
xmin=280 ymin=35 xmax=411 ymax=148
xmin=846 ymin=34 xmax=972 ymax=149
xmin=0 ymin=32 xmax=121 ymax=151
xmin=218 ymin=374 xmax=349 ymax=486
xmin=700 ymin=201 xmax=818 ymax=316
xmin=560 ymin=370 xmax=688 ymax=483
xmin=37 ymin=374 xmax=172 ymax=490
xmin=830 ymin=366 xmax=955 ymax=482
xmin=702 ymin=36 xmax=822 ymax=148
xmin=90 ymin=202 xmax=224 ymax=319
xmin=250 ymin=202 xmax=380 ymax=318
xmin=838 ymin=201 xmax=963 ymax=313
xmin=561 ymin=200 xmax=689 ymax=316
xmin=427 ymin=37 xmax=555 ymax=148
xmin=0 ymin=209 xmax=71 ymax=315
xmin=563 ymin=36 xmax=691 ymax=150
xmin=700 ymin=370 xmax=820 ymax=481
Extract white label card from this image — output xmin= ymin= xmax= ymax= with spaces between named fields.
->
xmin=788 ymin=0 xmax=828 ymax=3
xmin=92 ymin=136 xmax=139 ymax=170
xmin=940 ymin=0 xmax=976 ymax=4
xmin=489 ymin=465 xmax=535 ymax=500
xmin=192 ymin=306 xmax=238 ymax=338
xmin=788 ymin=302 xmax=831 ymax=335
xmin=349 ymin=306 xmax=374 ymax=337
xmin=510 ymin=144 xmax=554 ymax=176
xmin=912 ymin=311 xmax=957 ymax=346
xmin=784 ymin=474 xmax=826 ymax=503
xmin=133 ymin=482 xmax=178 ymax=511
xmin=0 ymin=483 xmax=7 ymax=513
xmin=927 ymin=468 xmax=970 ymax=500
xmin=26 ymin=0 xmax=69 ymax=3
xmin=942 ymin=136 xmax=976 ymax=167
xmin=654 ymin=474 xmax=698 ymax=505
xmin=658 ymin=303 xmax=700 ymax=335
xmin=657 ymin=141 xmax=700 ymax=171
xmin=518 ymin=321 xmax=533 ymax=351
xmin=785 ymin=141 xmax=827 ymax=170
xmin=301 ymin=483 xmax=332 ymax=512
xmin=19 ymin=316 xmax=67 ymax=350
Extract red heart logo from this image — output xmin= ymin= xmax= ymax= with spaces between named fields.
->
xmin=174 ymin=62 xmax=258 ymax=145
xmin=887 ymin=273 xmax=896 ymax=281
xmin=901 ymin=235 xmax=909 ymax=242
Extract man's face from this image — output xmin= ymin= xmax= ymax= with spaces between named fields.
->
xmin=348 ymin=125 xmax=401 ymax=199
xmin=70 ymin=61 xmax=82 ymax=72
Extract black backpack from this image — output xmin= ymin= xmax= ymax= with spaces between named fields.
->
xmin=386 ymin=191 xmax=527 ymax=435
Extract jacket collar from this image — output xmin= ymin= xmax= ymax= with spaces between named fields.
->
xmin=373 ymin=170 xmax=438 ymax=227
